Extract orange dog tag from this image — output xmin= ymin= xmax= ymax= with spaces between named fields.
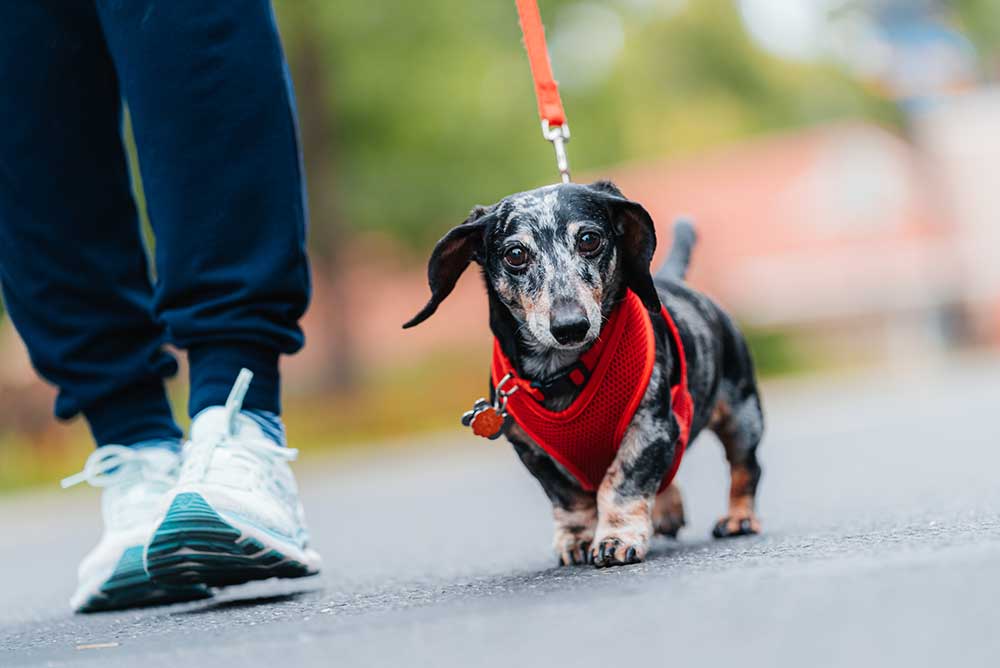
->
xmin=461 ymin=373 xmax=519 ymax=441
xmin=471 ymin=407 xmax=505 ymax=439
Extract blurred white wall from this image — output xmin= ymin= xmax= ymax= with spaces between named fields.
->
xmin=915 ymin=86 xmax=1000 ymax=342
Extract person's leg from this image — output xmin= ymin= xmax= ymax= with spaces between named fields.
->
xmin=0 ymin=0 xmax=181 ymax=447
xmin=0 ymin=0 xmax=208 ymax=613
xmin=94 ymin=0 xmax=311 ymax=422
xmin=93 ymin=0 xmax=320 ymax=584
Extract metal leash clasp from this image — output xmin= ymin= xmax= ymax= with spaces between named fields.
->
xmin=461 ymin=372 xmax=520 ymax=440
xmin=541 ymin=120 xmax=571 ymax=183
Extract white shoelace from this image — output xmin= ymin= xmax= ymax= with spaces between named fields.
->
xmin=60 ymin=369 xmax=297 ymax=490
xmin=182 ymin=368 xmax=298 ymax=482
xmin=60 ymin=445 xmax=176 ymax=489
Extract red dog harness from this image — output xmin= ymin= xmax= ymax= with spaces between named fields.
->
xmin=487 ymin=290 xmax=694 ymax=492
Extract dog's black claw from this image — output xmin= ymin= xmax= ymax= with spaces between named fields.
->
xmin=712 ymin=521 xmax=728 ymax=539
xmin=597 ymin=541 xmax=614 ymax=566
xmin=625 ymin=546 xmax=637 ymax=563
xmin=740 ymin=518 xmax=752 ymax=533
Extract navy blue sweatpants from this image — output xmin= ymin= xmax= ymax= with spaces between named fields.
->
xmin=0 ymin=1 xmax=310 ymax=446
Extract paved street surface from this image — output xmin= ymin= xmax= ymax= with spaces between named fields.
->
xmin=3 ymin=359 xmax=1000 ymax=667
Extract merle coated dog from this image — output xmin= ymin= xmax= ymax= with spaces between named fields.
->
xmin=404 ymin=181 xmax=764 ymax=568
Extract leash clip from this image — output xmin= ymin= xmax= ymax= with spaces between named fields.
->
xmin=541 ymin=120 xmax=571 ymax=183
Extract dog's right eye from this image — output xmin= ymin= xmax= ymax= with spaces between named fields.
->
xmin=503 ymin=245 xmax=529 ymax=270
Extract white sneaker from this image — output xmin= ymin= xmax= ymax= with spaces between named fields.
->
xmin=61 ymin=446 xmax=212 ymax=613
xmin=144 ymin=369 xmax=321 ymax=587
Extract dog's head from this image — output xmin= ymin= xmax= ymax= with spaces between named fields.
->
xmin=403 ymin=180 xmax=659 ymax=351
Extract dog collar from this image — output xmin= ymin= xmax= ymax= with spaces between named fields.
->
xmin=468 ymin=289 xmax=693 ymax=492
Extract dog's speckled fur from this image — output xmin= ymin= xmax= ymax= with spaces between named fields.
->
xmin=405 ymin=181 xmax=765 ymax=567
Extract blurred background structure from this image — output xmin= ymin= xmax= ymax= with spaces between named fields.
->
xmin=1 ymin=0 xmax=998 ymax=489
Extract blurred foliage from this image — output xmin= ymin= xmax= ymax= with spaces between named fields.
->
xmin=0 ymin=432 xmax=90 ymax=493
xmin=0 ymin=347 xmax=489 ymax=493
xmin=122 ymin=109 xmax=158 ymax=263
xmin=283 ymin=348 xmax=487 ymax=445
xmin=744 ymin=328 xmax=807 ymax=377
xmin=273 ymin=0 xmax=898 ymax=249
xmin=951 ymin=0 xmax=1000 ymax=72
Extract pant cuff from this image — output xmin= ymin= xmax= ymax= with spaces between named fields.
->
xmin=188 ymin=342 xmax=281 ymax=417
xmin=83 ymin=380 xmax=182 ymax=446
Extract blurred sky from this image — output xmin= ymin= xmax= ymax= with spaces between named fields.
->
xmin=739 ymin=0 xmax=843 ymax=62
xmin=738 ymin=0 xmax=980 ymax=101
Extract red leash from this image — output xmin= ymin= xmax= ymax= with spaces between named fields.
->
xmin=515 ymin=0 xmax=571 ymax=182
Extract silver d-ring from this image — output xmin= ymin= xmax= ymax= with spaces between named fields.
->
xmin=495 ymin=372 xmax=517 ymax=396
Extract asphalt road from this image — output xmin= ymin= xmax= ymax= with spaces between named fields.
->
xmin=3 ymin=359 xmax=1000 ymax=667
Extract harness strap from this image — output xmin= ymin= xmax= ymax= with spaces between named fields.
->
xmin=528 ymin=337 xmax=603 ymax=400
xmin=659 ymin=305 xmax=693 ymax=491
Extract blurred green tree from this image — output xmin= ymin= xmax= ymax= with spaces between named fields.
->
xmin=950 ymin=0 xmax=1000 ymax=76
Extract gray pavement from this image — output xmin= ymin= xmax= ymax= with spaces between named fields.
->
xmin=3 ymin=358 xmax=1000 ymax=667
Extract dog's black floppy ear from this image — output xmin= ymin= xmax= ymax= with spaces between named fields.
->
xmin=403 ymin=206 xmax=494 ymax=329
xmin=589 ymin=181 xmax=660 ymax=312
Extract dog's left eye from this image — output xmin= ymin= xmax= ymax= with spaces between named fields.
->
xmin=577 ymin=231 xmax=603 ymax=256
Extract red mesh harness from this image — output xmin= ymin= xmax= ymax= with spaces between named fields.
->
xmin=491 ymin=290 xmax=694 ymax=492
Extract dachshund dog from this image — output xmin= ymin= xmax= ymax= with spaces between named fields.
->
xmin=404 ymin=181 xmax=764 ymax=567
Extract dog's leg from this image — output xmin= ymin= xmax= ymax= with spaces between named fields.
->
xmin=591 ymin=367 xmax=679 ymax=567
xmin=590 ymin=421 xmax=676 ymax=567
xmin=652 ymin=483 xmax=685 ymax=538
xmin=508 ymin=425 xmax=596 ymax=566
xmin=710 ymin=390 xmax=764 ymax=538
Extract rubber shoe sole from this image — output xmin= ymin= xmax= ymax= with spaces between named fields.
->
xmin=75 ymin=545 xmax=211 ymax=613
xmin=144 ymin=492 xmax=315 ymax=588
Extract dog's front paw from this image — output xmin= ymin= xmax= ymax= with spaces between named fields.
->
xmin=712 ymin=511 xmax=761 ymax=538
xmin=552 ymin=505 xmax=597 ymax=566
xmin=554 ymin=531 xmax=592 ymax=566
xmin=590 ymin=533 xmax=648 ymax=568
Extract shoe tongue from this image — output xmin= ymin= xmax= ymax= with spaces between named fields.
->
xmin=190 ymin=406 xmax=268 ymax=443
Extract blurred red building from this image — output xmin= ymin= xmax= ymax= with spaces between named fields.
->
xmin=610 ymin=121 xmax=965 ymax=367
xmin=5 ymin=104 xmax=1000 ymax=397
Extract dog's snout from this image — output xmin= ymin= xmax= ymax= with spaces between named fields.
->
xmin=550 ymin=300 xmax=590 ymax=345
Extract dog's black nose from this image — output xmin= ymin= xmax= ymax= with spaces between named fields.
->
xmin=550 ymin=301 xmax=590 ymax=345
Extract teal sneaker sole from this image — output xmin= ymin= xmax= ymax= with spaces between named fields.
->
xmin=77 ymin=546 xmax=211 ymax=614
xmin=145 ymin=492 xmax=313 ymax=588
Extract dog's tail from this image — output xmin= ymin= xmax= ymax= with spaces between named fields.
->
xmin=656 ymin=218 xmax=697 ymax=282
